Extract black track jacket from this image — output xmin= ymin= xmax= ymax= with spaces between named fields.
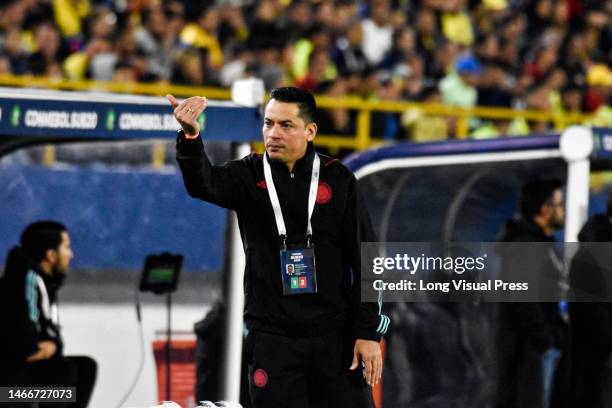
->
xmin=176 ymin=133 xmax=388 ymax=342
xmin=0 ymin=247 xmax=64 ymax=365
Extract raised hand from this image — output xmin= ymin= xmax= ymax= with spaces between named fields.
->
xmin=166 ymin=94 xmax=208 ymax=138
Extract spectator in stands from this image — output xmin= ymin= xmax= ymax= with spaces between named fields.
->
xmin=314 ymin=1 xmax=338 ymax=32
xmin=0 ymin=0 xmax=29 ymax=32
xmin=526 ymin=68 xmax=567 ymax=132
xmin=440 ymin=54 xmax=482 ymax=109
xmin=439 ymin=0 xmax=475 ymax=47
xmin=3 ymin=26 xmax=29 ymax=75
xmin=523 ymin=42 xmax=560 ymax=85
xmin=219 ymin=45 xmax=255 ymax=88
xmin=283 ymin=1 xmax=312 ymax=43
xmin=316 ymin=77 xmax=355 ymax=136
xmin=426 ymin=38 xmax=459 ymax=83
xmin=291 ymin=24 xmax=333 ymax=83
xmin=294 ymin=47 xmax=337 ymax=92
xmin=51 ymin=0 xmax=89 ymax=52
xmin=246 ymin=0 xmax=284 ymax=53
xmin=586 ymin=63 xmax=612 ymax=127
xmin=332 ymin=20 xmax=369 ymax=77
xmin=112 ymin=60 xmax=138 ymax=82
xmin=0 ymin=221 xmax=97 ymax=408
xmin=63 ymin=5 xmax=116 ymax=80
xmin=472 ymin=66 xmax=520 ymax=138
xmin=0 ymin=0 xmax=610 ymax=134
xmin=414 ymin=7 xmax=441 ymax=73
xmin=261 ymin=47 xmax=290 ymax=91
xmin=525 ymin=0 xmax=556 ymax=40
xmin=558 ymin=83 xmax=583 ymax=114
xmin=327 ymin=1 xmax=360 ymax=35
xmin=371 ymin=75 xmax=403 ymax=139
xmin=134 ymin=3 xmax=182 ymax=82
xmin=477 ymin=62 xmax=513 ymax=108
xmin=475 ymin=33 xmax=501 ymax=66
xmin=401 ymin=86 xmax=448 ymax=141
xmin=90 ymin=27 xmax=146 ymax=82
xmin=179 ymin=5 xmax=223 ymax=72
xmin=171 ymin=47 xmax=208 ymax=86
xmin=560 ymin=27 xmax=588 ymax=88
xmin=379 ymin=27 xmax=416 ymax=73
xmin=361 ymin=0 xmax=393 ymax=66
xmin=244 ymin=1 xmax=288 ymax=89
xmin=0 ymin=54 xmax=11 ymax=74
xmin=28 ymin=22 xmax=65 ymax=76
xmin=585 ymin=63 xmax=612 ymax=112
xmin=399 ymin=53 xmax=427 ymax=101
xmin=497 ymin=13 xmax=526 ymax=73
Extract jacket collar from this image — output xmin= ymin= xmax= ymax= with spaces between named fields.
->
xmin=3 ymin=246 xmax=66 ymax=295
xmin=499 ymin=218 xmax=554 ymax=242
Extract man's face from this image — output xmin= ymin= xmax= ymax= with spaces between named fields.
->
xmin=49 ymin=232 xmax=74 ymax=276
xmin=263 ymin=99 xmax=316 ymax=166
xmin=547 ymin=189 xmax=565 ymax=230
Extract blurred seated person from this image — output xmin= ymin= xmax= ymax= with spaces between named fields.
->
xmin=0 ymin=221 xmax=96 ymax=408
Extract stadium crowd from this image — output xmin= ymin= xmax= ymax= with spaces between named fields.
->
xmin=0 ymin=0 xmax=610 ymax=139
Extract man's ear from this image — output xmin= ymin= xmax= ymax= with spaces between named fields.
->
xmin=306 ymin=122 xmax=317 ymax=142
xmin=45 ymin=248 xmax=57 ymax=265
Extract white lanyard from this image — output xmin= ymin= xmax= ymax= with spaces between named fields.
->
xmin=263 ymin=152 xmax=320 ymax=248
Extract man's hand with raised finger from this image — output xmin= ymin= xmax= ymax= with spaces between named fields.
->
xmin=166 ymin=94 xmax=208 ymax=139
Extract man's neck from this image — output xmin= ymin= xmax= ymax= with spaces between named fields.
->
xmin=38 ymin=261 xmax=53 ymax=276
xmin=281 ymin=146 xmax=309 ymax=172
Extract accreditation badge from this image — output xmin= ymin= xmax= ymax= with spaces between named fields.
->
xmin=280 ymin=246 xmax=317 ymax=295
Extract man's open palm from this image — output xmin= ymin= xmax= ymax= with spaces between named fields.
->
xmin=166 ymin=94 xmax=207 ymax=138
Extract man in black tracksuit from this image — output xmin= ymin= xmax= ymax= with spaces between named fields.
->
xmin=169 ymin=87 xmax=388 ymax=407
xmin=495 ymin=180 xmax=569 ymax=408
xmin=0 ymin=221 xmax=97 ymax=408
xmin=568 ymin=210 xmax=612 ymax=407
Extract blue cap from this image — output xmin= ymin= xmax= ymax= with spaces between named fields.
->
xmin=455 ymin=55 xmax=482 ymax=75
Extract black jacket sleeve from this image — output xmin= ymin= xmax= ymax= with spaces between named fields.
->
xmin=175 ymin=132 xmax=246 ymax=210
xmin=569 ymin=250 xmax=612 ymax=355
xmin=0 ymin=273 xmax=42 ymax=362
xmin=342 ymin=175 xmax=389 ymax=342
xmin=501 ymin=244 xmax=558 ymax=351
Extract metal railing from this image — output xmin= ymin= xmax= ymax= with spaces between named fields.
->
xmin=0 ymin=74 xmax=597 ymax=154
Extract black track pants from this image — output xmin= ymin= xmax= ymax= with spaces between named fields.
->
xmin=246 ymin=330 xmax=374 ymax=408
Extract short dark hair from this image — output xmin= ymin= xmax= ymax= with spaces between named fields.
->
xmin=268 ymin=87 xmax=316 ymax=124
xmin=20 ymin=221 xmax=67 ymax=263
xmin=519 ymin=179 xmax=563 ymax=219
